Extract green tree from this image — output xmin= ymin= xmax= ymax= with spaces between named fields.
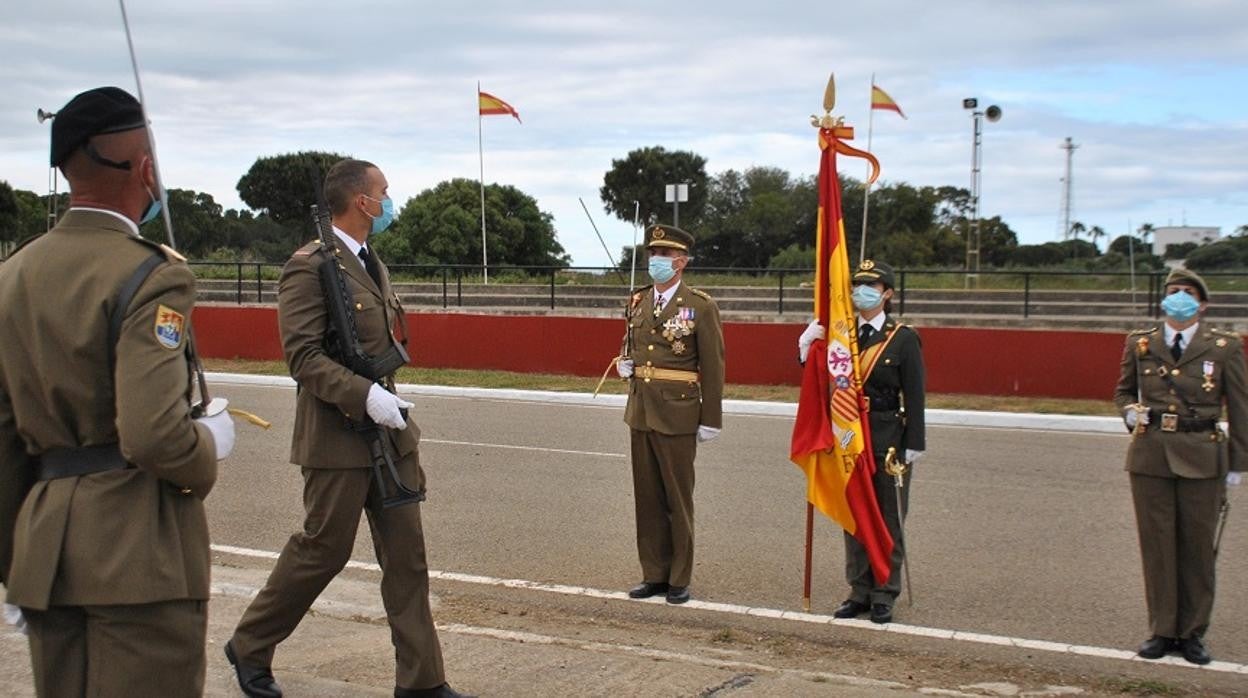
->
xmin=0 ymin=181 xmax=18 ymax=246
xmin=599 ymin=146 xmax=708 ymax=227
xmin=377 ymin=178 xmax=568 ymax=268
xmin=1137 ymin=222 xmax=1155 ymax=252
xmin=237 ymin=151 xmax=349 ymax=228
xmin=1186 ymin=238 xmax=1248 ymax=270
xmin=1164 ymin=241 xmax=1199 ymax=260
xmin=1089 ymin=225 xmax=1107 ymax=252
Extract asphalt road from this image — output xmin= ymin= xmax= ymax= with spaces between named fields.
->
xmin=209 ymin=380 xmax=1248 ymax=666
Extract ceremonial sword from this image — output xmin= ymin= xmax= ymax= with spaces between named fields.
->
xmin=884 ymin=446 xmax=914 ymax=606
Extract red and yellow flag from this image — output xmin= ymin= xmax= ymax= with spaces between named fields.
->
xmin=479 ymin=90 xmax=521 ymax=123
xmin=789 ymin=124 xmax=894 ymax=585
xmin=870 ymin=85 xmax=906 ymax=119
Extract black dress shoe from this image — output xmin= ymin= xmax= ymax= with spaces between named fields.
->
xmin=870 ymin=603 xmax=893 ymax=624
xmin=1181 ymin=636 xmax=1212 ymax=665
xmin=225 ymin=640 xmax=283 ymax=698
xmin=627 ymin=581 xmax=669 ymax=599
xmin=396 ymin=684 xmax=476 ymax=698
xmin=1136 ymin=635 xmax=1176 ymax=659
xmin=665 ymin=586 xmax=690 ymax=604
xmin=832 ymin=599 xmax=870 ymax=619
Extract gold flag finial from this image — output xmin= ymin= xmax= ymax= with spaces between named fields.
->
xmin=823 ymin=73 xmax=836 ymax=112
xmin=811 ymin=72 xmax=845 ymax=129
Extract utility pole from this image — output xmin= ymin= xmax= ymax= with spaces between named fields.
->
xmin=1060 ymin=137 xmax=1079 ymax=239
xmin=962 ymin=98 xmax=1001 ymax=288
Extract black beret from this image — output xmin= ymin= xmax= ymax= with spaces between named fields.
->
xmin=645 ymin=224 xmax=694 ymax=253
xmin=1164 ymin=267 xmax=1209 ymax=301
xmin=51 ymin=87 xmax=147 ymax=167
xmin=852 ymin=259 xmax=895 ymax=289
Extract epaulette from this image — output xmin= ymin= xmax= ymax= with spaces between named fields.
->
xmin=627 ymin=284 xmax=652 ymax=310
xmin=158 ymin=243 xmax=186 ymax=262
xmin=292 ymin=240 xmax=323 ymax=258
xmin=1210 ymin=326 xmax=1239 ymax=337
xmin=127 ymin=234 xmax=178 ymax=263
xmin=688 ymin=287 xmax=713 ymax=301
xmin=1129 ymin=326 xmax=1157 ymax=336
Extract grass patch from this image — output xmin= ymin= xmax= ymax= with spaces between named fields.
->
xmin=202 ymin=358 xmax=1117 ymax=415
xmin=710 ymin=628 xmax=740 ymax=644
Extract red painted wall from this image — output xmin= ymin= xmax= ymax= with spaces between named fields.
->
xmin=191 ymin=306 xmax=1139 ymax=399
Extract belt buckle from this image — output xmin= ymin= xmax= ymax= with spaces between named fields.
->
xmin=1160 ymin=412 xmax=1179 ymax=433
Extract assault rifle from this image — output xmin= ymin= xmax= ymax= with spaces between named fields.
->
xmin=308 ymin=166 xmax=422 ymax=508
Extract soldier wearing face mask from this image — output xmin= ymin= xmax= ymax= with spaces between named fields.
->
xmin=615 ymin=224 xmax=725 ymax=606
xmin=1114 ymin=267 xmax=1247 ymax=666
xmin=797 ymin=259 xmax=926 ymax=625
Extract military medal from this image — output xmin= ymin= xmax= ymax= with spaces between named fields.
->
xmin=1136 ymin=336 xmax=1149 ymax=356
xmin=1216 ymin=338 xmax=1228 ymax=347
xmin=672 ymin=340 xmax=686 ymax=355
xmin=1203 ymin=360 xmax=1216 ymax=392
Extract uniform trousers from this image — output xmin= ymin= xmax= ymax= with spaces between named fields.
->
xmin=843 ymin=456 xmax=912 ymax=606
xmin=24 ymin=599 xmax=205 ymax=697
xmin=231 ymin=461 xmax=445 ymax=690
xmin=630 ymin=429 xmax=697 ymax=588
xmin=1130 ymin=472 xmax=1224 ymax=639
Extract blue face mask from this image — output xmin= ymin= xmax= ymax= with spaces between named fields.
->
xmin=1161 ymin=290 xmax=1201 ymax=322
xmin=365 ymin=195 xmax=395 ymax=235
xmin=852 ymin=284 xmax=884 ymax=311
xmin=648 ymin=256 xmax=677 ymax=284
xmin=138 ymin=184 xmax=165 ymax=226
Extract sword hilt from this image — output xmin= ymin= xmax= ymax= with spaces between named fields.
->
xmin=884 ymin=446 xmax=907 ymax=487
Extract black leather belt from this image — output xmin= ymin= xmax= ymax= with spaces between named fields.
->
xmin=36 ymin=444 xmax=132 ymax=480
xmin=1146 ymin=411 xmax=1217 ymax=433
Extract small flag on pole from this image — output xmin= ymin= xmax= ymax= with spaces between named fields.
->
xmin=479 ymin=90 xmax=521 ymax=123
xmin=870 ymin=85 xmax=906 ymax=119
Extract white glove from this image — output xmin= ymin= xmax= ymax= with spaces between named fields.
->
xmin=905 ymin=449 xmax=924 ymax=464
xmin=1124 ymin=405 xmax=1149 ymax=430
xmin=1229 ymin=472 xmax=1243 ymax=487
xmin=617 ymin=358 xmax=635 ymax=378
xmin=195 ymin=406 xmax=236 ymax=461
xmin=4 ymin=603 xmax=27 ymax=635
xmin=366 ymin=383 xmax=413 ymax=430
xmin=696 ymin=425 xmax=721 ymax=443
xmin=797 ymin=320 xmax=826 ymax=363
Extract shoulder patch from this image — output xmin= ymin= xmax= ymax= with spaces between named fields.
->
xmin=154 ymin=304 xmax=186 ymax=350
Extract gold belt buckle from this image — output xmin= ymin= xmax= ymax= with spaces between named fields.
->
xmin=1160 ymin=412 xmax=1179 ymax=433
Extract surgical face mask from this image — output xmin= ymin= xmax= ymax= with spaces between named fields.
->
xmin=140 ymin=186 xmax=162 ymax=225
xmin=648 ymin=256 xmax=677 ymax=284
xmin=1161 ymin=289 xmax=1201 ymax=322
xmin=851 ymin=284 xmax=884 ymax=311
xmin=364 ymin=195 xmax=395 ymax=235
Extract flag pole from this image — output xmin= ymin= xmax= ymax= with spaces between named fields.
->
xmin=478 ymin=81 xmax=489 ymax=284
xmin=859 ymin=73 xmax=875 ymax=265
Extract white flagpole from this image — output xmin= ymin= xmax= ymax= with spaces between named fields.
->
xmin=859 ymin=73 xmax=876 ymax=264
xmin=478 ymin=81 xmax=489 ymax=284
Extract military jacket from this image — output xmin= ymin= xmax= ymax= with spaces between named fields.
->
xmin=860 ymin=315 xmax=926 ymax=456
xmin=622 ymin=282 xmax=725 ymax=435
xmin=1114 ymin=323 xmax=1248 ymax=478
xmin=0 ymin=209 xmax=217 ymax=609
xmin=279 ymin=240 xmax=420 ymax=479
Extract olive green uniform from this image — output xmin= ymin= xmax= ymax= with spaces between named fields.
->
xmin=0 ymin=209 xmax=218 ymax=696
xmin=1113 ymin=323 xmax=1248 ymax=641
xmin=623 ymin=282 xmax=724 ymax=588
xmin=229 ymin=239 xmax=445 ymax=691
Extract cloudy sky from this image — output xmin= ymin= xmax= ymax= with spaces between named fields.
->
xmin=3 ymin=1 xmax=1247 ymax=265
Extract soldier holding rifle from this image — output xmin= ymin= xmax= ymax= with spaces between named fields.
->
xmin=0 ymin=86 xmax=234 ymax=696
xmin=226 ymin=159 xmax=470 ymax=698
xmin=1115 ymin=268 xmax=1245 ymax=666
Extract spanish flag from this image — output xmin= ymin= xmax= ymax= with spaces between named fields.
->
xmin=870 ymin=85 xmax=906 ymax=119
xmin=790 ymin=125 xmax=893 ymax=586
xmin=479 ymin=90 xmax=521 ymax=123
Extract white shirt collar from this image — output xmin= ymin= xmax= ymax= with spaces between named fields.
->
xmin=1163 ymin=322 xmax=1198 ymax=349
xmin=858 ymin=312 xmax=886 ymax=332
xmin=333 ymin=226 xmax=364 ymax=257
xmin=655 ymin=281 xmax=681 ymax=306
xmin=69 ymin=206 xmax=140 ymax=237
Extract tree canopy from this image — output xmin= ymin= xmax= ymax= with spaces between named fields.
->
xmin=600 ymin=146 xmax=708 ymax=228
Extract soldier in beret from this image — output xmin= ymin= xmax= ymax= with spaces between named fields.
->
xmin=616 ymin=224 xmax=725 ymax=605
xmin=1114 ymin=267 xmax=1246 ymax=665
xmin=0 ymin=86 xmax=234 ymax=695
xmin=797 ymin=259 xmax=926 ymax=624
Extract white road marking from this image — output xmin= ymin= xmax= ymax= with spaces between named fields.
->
xmin=423 ymin=438 xmax=625 ymax=458
xmin=211 ymin=543 xmax=1247 ymax=676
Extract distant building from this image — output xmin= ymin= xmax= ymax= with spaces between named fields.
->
xmin=1151 ymin=226 xmax=1220 ymax=255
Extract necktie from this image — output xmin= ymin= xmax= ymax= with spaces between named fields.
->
xmin=358 ymin=246 xmax=382 ymax=288
xmin=653 ymin=295 xmax=665 ymax=318
xmin=858 ymin=323 xmax=875 ymax=345
xmin=1171 ymin=333 xmax=1183 ymax=362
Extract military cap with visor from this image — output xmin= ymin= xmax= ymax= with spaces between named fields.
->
xmin=50 ymin=86 xmax=147 ymax=168
xmin=852 ymin=259 xmax=895 ymax=289
xmin=645 ymin=224 xmax=694 ymax=253
xmin=1164 ymin=267 xmax=1209 ymax=301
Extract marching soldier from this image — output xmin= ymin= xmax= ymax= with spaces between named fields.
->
xmin=0 ymin=86 xmax=234 ymax=696
xmin=1114 ymin=267 xmax=1246 ymax=665
xmin=798 ymin=260 xmax=926 ymax=624
xmin=225 ymin=159 xmax=469 ymax=698
xmin=616 ymin=224 xmax=725 ymax=605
